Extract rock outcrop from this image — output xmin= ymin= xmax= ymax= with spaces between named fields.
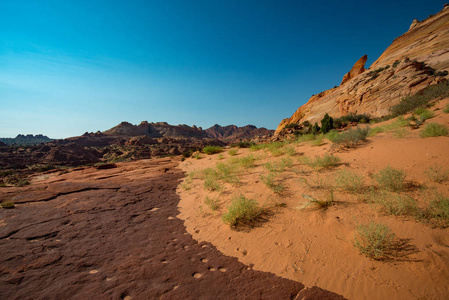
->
xmin=276 ymin=5 xmax=449 ymax=134
xmin=340 ymin=55 xmax=368 ymax=85
xmin=205 ymin=124 xmax=274 ymax=143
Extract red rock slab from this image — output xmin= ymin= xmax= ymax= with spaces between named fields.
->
xmin=0 ymin=158 xmax=345 ymax=299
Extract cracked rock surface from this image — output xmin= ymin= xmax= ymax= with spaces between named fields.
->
xmin=0 ymin=157 xmax=344 ymax=299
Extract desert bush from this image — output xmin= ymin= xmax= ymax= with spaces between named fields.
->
xmin=228 ymin=149 xmax=238 ymax=156
xmin=300 ymin=154 xmax=340 ymax=170
xmin=333 ymin=113 xmax=372 ymax=128
xmin=0 ymin=201 xmax=15 ymax=209
xmin=419 ymin=123 xmax=449 ymax=137
xmin=392 ymin=60 xmax=401 ymax=68
xmin=353 ymin=221 xmax=396 ymax=260
xmin=416 ymin=109 xmax=434 ymax=122
xmin=374 ymin=166 xmax=407 ymax=192
xmin=250 ymin=143 xmax=265 ymax=151
xmin=295 ymin=133 xmax=316 ymax=144
xmin=324 ymin=130 xmax=340 ymax=142
xmin=232 ymin=154 xmax=256 ymax=168
xmin=203 ymin=146 xmax=223 ymax=155
xmin=312 ymin=135 xmax=325 ymax=146
xmin=222 ymin=195 xmax=262 ymax=227
xmin=284 ymin=146 xmax=296 ymax=156
xmin=233 ymin=141 xmax=255 ymax=148
xmin=204 ymin=176 xmax=222 ymax=192
xmin=312 ymin=123 xmax=321 ymax=134
xmin=370 ymin=191 xmax=418 ymax=216
xmin=260 ymin=173 xmax=285 ymax=193
xmin=335 ymin=168 xmax=364 ymax=193
xmin=389 ymin=80 xmax=449 ymax=117
xmin=332 ymin=127 xmax=370 ymax=147
xmin=425 ymin=165 xmax=449 ymax=183
xmin=423 ymin=192 xmax=449 ymax=227
xmin=264 ymin=157 xmax=292 ymax=173
xmin=215 ymin=162 xmax=240 ymax=184
xmin=204 ymin=196 xmax=220 ymax=211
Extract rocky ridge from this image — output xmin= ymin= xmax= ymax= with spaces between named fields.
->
xmin=204 ymin=124 xmax=274 ymax=143
xmin=276 ymin=5 xmax=449 ymax=134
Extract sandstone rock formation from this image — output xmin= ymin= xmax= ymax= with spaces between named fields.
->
xmin=341 ymin=55 xmax=368 ymax=85
xmin=205 ymin=124 xmax=274 ymax=143
xmin=276 ymin=5 xmax=449 ymax=134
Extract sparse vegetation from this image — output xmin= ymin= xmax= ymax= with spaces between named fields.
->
xmin=332 ymin=127 xmax=370 ymax=147
xmin=222 ymin=195 xmax=263 ymax=227
xmin=1 ymin=201 xmax=15 ymax=209
xmin=203 ymin=146 xmax=223 ymax=155
xmin=260 ymin=173 xmax=285 ymax=193
xmin=370 ymin=191 xmax=418 ymax=216
xmin=320 ymin=113 xmax=334 ymax=134
xmin=419 ymin=122 xmax=449 ymax=137
xmin=389 ymin=80 xmax=449 ymax=117
xmin=228 ymin=148 xmax=238 ymax=156
xmin=333 ymin=113 xmax=371 ymax=128
xmin=300 ymin=154 xmax=340 ymax=170
xmin=204 ymin=176 xmax=223 ymax=192
xmin=426 ymin=165 xmax=449 ymax=183
xmin=192 ymin=153 xmax=203 ymax=159
xmin=374 ymin=166 xmax=407 ymax=192
xmin=335 ymin=168 xmax=364 ymax=193
xmin=353 ymin=221 xmax=396 ymax=260
xmin=422 ymin=192 xmax=449 ymax=227
xmin=415 ymin=108 xmax=434 ymax=122
xmin=204 ymin=196 xmax=220 ymax=211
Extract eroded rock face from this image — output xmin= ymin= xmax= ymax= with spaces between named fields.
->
xmin=341 ymin=55 xmax=368 ymax=85
xmin=276 ymin=5 xmax=449 ymax=134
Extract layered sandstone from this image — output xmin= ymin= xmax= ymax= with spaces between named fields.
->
xmin=276 ymin=5 xmax=449 ymax=134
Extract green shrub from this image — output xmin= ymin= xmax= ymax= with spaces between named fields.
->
xmin=301 ymin=154 xmax=340 ymax=169
xmin=353 ymin=221 xmax=396 ymax=260
xmin=260 ymin=173 xmax=285 ymax=193
xmin=222 ymin=195 xmax=262 ymax=227
xmin=284 ymin=146 xmax=296 ymax=156
xmin=204 ymin=196 xmax=220 ymax=211
xmin=233 ymin=141 xmax=255 ymax=148
xmin=215 ymin=162 xmax=240 ymax=184
xmin=0 ymin=201 xmax=15 ymax=209
xmin=416 ymin=109 xmax=434 ymax=122
xmin=374 ymin=166 xmax=407 ymax=192
xmin=335 ymin=168 xmax=364 ymax=193
xmin=332 ymin=127 xmax=370 ymax=147
xmin=192 ymin=153 xmax=203 ymax=159
xmin=392 ymin=60 xmax=401 ymax=68
xmin=425 ymin=165 xmax=449 ymax=183
xmin=228 ymin=149 xmax=238 ymax=156
xmin=370 ymin=191 xmax=418 ymax=216
xmin=312 ymin=123 xmax=320 ymax=134
xmin=389 ymin=80 xmax=449 ymax=117
xmin=295 ymin=133 xmax=316 ymax=143
xmin=423 ymin=192 xmax=449 ymax=227
xmin=333 ymin=113 xmax=372 ymax=128
xmin=203 ymin=146 xmax=223 ymax=155
xmin=320 ymin=113 xmax=334 ymax=134
xmin=204 ymin=177 xmax=222 ymax=191
xmin=324 ymin=130 xmax=340 ymax=142
xmin=420 ymin=123 xmax=449 ymax=137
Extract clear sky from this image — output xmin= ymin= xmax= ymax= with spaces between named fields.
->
xmin=0 ymin=0 xmax=446 ymax=138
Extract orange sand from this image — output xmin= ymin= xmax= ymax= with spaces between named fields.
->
xmin=177 ymin=99 xmax=449 ymax=299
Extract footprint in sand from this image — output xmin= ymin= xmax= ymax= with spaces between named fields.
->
xmin=209 ymin=267 xmax=216 ymax=272
xmin=201 ymin=258 xmax=208 ymax=263
xmin=193 ymin=272 xmax=202 ymax=279
xmin=219 ymin=267 xmax=227 ymax=272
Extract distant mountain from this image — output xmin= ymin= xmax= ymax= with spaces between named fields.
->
xmin=103 ymin=121 xmax=210 ymax=139
xmin=0 ymin=134 xmax=54 ymax=146
xmin=205 ymin=124 xmax=274 ymax=142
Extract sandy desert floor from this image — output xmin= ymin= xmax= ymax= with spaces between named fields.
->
xmin=177 ymin=99 xmax=449 ymax=300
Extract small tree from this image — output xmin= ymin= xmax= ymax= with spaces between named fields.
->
xmin=321 ymin=113 xmax=334 ymax=134
xmin=312 ymin=122 xmax=321 ymax=135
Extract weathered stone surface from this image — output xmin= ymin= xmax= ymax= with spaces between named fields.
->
xmin=340 ymin=55 xmax=368 ymax=85
xmin=205 ymin=124 xmax=274 ymax=143
xmin=276 ymin=5 xmax=449 ymax=134
xmin=0 ymin=158 xmax=345 ymax=299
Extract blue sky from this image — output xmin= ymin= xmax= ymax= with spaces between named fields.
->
xmin=0 ymin=0 xmax=446 ymax=138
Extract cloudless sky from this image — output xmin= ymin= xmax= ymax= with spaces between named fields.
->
xmin=0 ymin=0 xmax=446 ymax=138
